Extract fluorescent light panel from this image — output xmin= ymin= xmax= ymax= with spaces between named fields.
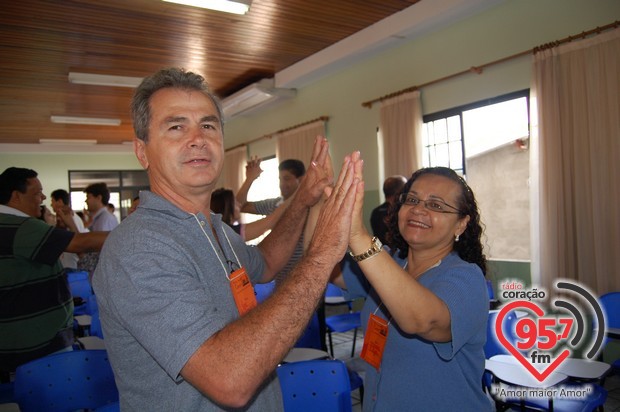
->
xmin=162 ymin=0 xmax=251 ymax=14
xmin=39 ymin=139 xmax=98 ymax=145
xmin=50 ymin=115 xmax=121 ymax=126
xmin=68 ymin=72 xmax=143 ymax=88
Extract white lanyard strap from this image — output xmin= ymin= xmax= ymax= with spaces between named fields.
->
xmin=191 ymin=213 xmax=242 ymax=280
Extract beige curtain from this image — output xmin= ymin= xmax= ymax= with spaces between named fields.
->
xmin=379 ymin=90 xmax=423 ymax=178
xmin=276 ymin=120 xmax=326 ymax=166
xmin=530 ymin=29 xmax=620 ymax=295
xmin=219 ymin=146 xmax=247 ymax=192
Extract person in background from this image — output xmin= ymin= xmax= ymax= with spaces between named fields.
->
xmin=38 ymin=204 xmax=56 ymax=226
xmin=0 ymin=167 xmax=109 ymax=379
xmin=76 ymin=210 xmax=88 ymax=227
xmin=51 ymin=189 xmax=87 ymax=233
xmin=332 ymin=166 xmax=491 ymax=411
xmin=84 ymin=183 xmax=118 ymax=232
xmin=51 ymin=188 xmax=90 ymax=270
xmin=106 ymin=202 xmax=118 ymax=221
xmin=128 ymin=195 xmax=140 ymax=215
xmin=236 ymin=157 xmax=306 ymax=285
xmin=81 ymin=183 xmax=118 ymax=280
xmin=370 ymin=175 xmax=407 ymax=245
xmin=93 ymin=67 xmax=362 ymax=410
xmin=210 ymin=188 xmax=286 ymax=241
xmin=237 ymin=157 xmax=329 ymax=350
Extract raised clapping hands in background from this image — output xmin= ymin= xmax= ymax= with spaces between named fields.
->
xmin=244 ymin=156 xmax=263 ymax=182
xmin=293 ymin=136 xmax=334 ymax=209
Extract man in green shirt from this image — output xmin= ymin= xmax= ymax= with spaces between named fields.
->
xmin=0 ymin=167 xmax=108 ymax=379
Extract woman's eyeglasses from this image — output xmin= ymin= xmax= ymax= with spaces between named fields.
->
xmin=398 ymin=193 xmax=461 ymax=214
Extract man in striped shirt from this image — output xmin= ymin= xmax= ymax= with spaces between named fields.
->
xmin=236 ymin=158 xmax=305 ymax=285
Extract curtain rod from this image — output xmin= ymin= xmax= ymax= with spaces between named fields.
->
xmin=225 ymin=116 xmax=329 ymax=153
xmin=362 ymin=20 xmax=620 ymax=109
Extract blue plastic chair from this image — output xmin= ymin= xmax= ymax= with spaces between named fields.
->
xmin=324 ymin=284 xmax=361 ymax=358
xmin=95 ymin=400 xmax=120 ymax=411
xmin=14 ymin=349 xmax=118 ymax=412
xmin=600 ymin=292 xmax=620 ymax=375
xmin=90 ymin=310 xmax=104 ymax=339
xmin=254 ymin=281 xmax=275 ymax=304
xmin=484 ymin=309 xmax=519 ymax=359
xmin=486 ymin=279 xmax=495 ymax=300
xmin=277 ymin=359 xmax=352 ymax=412
xmin=292 ymin=312 xmax=364 ymax=404
xmin=0 ymin=381 xmax=14 ymax=404
xmin=67 ymin=270 xmax=93 ymax=316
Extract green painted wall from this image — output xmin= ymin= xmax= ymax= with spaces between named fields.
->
xmin=0 ymin=152 xmax=141 ymax=196
xmin=225 ymin=0 xmax=620 ymax=194
xmin=486 ymin=260 xmax=532 ymax=299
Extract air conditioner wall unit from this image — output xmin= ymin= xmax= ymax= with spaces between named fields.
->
xmin=221 ymin=78 xmax=296 ymax=119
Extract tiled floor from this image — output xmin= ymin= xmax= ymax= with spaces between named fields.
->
xmin=326 ymin=308 xmax=620 ymax=412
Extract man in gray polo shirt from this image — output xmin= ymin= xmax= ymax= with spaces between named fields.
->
xmin=93 ymin=67 xmax=362 ymax=411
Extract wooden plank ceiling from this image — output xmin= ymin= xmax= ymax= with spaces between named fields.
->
xmin=0 ymin=0 xmax=418 ymax=145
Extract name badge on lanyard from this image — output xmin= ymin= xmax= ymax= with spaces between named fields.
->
xmin=361 ymin=313 xmax=389 ymax=371
xmin=229 ymin=267 xmax=257 ymax=316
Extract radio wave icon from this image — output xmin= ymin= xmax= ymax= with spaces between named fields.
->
xmin=554 ymin=281 xmax=605 ymax=359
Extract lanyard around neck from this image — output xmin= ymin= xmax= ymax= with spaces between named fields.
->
xmin=192 ymin=213 xmax=242 ymax=280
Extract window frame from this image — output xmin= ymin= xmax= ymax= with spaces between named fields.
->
xmin=422 ymin=89 xmax=530 ymax=174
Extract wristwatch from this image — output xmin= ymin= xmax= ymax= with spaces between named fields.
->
xmin=349 ymin=236 xmax=383 ymax=262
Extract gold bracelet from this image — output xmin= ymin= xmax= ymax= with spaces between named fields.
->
xmin=349 ymin=236 xmax=383 ymax=262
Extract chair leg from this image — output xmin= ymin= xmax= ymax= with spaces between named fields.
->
xmin=359 ymin=383 xmax=364 ymax=406
xmin=327 ymin=331 xmax=334 ymax=357
xmin=350 ymin=328 xmax=358 ymax=358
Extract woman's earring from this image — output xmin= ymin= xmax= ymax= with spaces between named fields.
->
xmin=455 ymin=234 xmax=460 ymax=242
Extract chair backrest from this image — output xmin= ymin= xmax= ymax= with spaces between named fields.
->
xmin=325 ymin=283 xmax=344 ymax=299
xmin=255 ymin=281 xmax=275 ymax=304
xmin=90 ymin=310 xmax=104 ymax=339
xmin=325 ymin=283 xmax=353 ymax=310
xmin=600 ymin=292 xmax=620 ymax=329
xmin=94 ymin=400 xmax=120 ymax=412
xmin=294 ymin=312 xmax=322 ymax=349
xmin=486 ymin=279 xmax=494 ymax=300
xmin=67 ymin=270 xmax=92 ymax=299
xmin=485 ymin=310 xmax=519 ymax=359
xmin=277 ymin=359 xmax=352 ymax=412
xmin=67 ymin=270 xmax=93 ymax=315
xmin=14 ymin=349 xmax=119 ymax=412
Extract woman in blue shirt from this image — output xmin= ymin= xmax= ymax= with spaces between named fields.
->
xmin=333 ymin=166 xmax=492 ymax=411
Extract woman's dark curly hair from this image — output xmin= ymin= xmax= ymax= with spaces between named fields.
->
xmin=210 ymin=188 xmax=235 ymax=226
xmin=385 ymin=167 xmax=487 ymax=276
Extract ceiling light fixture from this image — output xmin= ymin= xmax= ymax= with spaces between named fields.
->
xmin=162 ymin=0 xmax=251 ymax=14
xmin=222 ymin=78 xmax=296 ymax=119
xmin=39 ymin=139 xmax=98 ymax=145
xmin=50 ymin=116 xmax=121 ymax=126
xmin=68 ymin=72 xmax=144 ymax=88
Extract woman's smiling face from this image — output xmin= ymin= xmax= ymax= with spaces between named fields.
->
xmin=398 ymin=174 xmax=469 ymax=253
